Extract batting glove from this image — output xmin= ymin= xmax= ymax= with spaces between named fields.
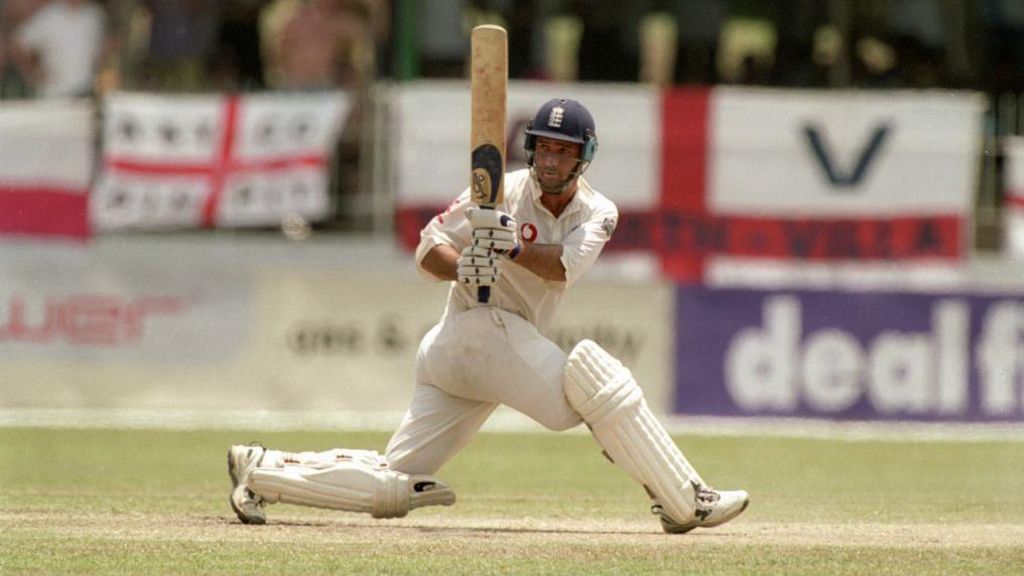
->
xmin=467 ymin=207 xmax=519 ymax=256
xmin=457 ymin=246 xmax=503 ymax=287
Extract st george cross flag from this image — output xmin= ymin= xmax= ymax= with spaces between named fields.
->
xmin=92 ymin=91 xmax=350 ymax=230
xmin=0 ymin=101 xmax=94 ymax=240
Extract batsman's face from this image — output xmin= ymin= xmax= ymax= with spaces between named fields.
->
xmin=534 ymin=137 xmax=582 ymax=193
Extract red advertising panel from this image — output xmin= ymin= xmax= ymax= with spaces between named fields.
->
xmin=0 ymin=102 xmax=94 ymax=240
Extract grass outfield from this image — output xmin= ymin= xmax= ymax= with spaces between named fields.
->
xmin=1 ymin=427 xmax=1022 ymax=575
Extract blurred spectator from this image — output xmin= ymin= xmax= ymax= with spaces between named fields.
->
xmin=638 ymin=9 xmax=676 ymax=87
xmin=140 ymin=0 xmax=220 ymax=92
xmin=9 ymin=0 xmax=107 ymax=98
xmin=846 ymin=0 xmax=899 ymax=87
xmin=3 ymin=0 xmax=43 ymax=98
xmin=470 ymin=0 xmax=544 ymax=79
xmin=259 ymin=0 xmax=300 ymax=86
xmin=417 ymin=0 xmax=465 ymax=78
xmin=671 ymin=0 xmax=727 ymax=85
xmin=980 ymin=0 xmax=1024 ymax=95
xmin=265 ymin=0 xmax=363 ymax=90
xmin=844 ymin=0 xmax=948 ymax=89
xmin=769 ymin=0 xmax=828 ymax=87
xmin=356 ymin=0 xmax=388 ymax=81
xmin=716 ymin=16 xmax=775 ymax=85
xmin=575 ymin=0 xmax=642 ymax=82
xmin=884 ymin=0 xmax=947 ymax=88
xmin=208 ymin=0 xmax=267 ymax=90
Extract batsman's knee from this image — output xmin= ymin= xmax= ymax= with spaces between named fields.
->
xmin=536 ymin=409 xmax=583 ymax=433
xmin=563 ymin=339 xmax=644 ymax=425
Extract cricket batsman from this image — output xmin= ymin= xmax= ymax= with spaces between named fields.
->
xmin=227 ymin=98 xmax=749 ymax=533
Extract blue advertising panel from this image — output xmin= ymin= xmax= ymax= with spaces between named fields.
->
xmin=675 ymin=285 xmax=1024 ymax=422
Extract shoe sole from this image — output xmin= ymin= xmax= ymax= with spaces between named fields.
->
xmin=227 ymin=448 xmax=266 ymax=525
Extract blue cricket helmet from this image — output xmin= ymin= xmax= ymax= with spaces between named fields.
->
xmin=524 ymin=98 xmax=598 ymax=167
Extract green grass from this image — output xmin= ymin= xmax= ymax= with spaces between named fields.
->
xmin=1 ymin=428 xmax=1022 ymax=575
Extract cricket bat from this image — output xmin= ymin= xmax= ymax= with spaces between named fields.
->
xmin=470 ymin=24 xmax=507 ymax=304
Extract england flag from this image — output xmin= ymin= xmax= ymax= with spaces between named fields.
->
xmin=92 ymin=91 xmax=350 ymax=230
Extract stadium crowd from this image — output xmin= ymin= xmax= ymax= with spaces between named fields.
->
xmin=0 ymin=0 xmax=383 ymax=98
xmin=0 ymin=1 xmax=1022 ymax=97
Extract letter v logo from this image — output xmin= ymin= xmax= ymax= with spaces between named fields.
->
xmin=802 ymin=124 xmax=891 ymax=189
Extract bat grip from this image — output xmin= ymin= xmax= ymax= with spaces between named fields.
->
xmin=475 ymin=204 xmax=496 ymax=304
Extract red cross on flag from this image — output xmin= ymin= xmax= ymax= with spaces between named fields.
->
xmin=0 ymin=101 xmax=94 ymax=241
xmin=92 ymin=91 xmax=350 ymax=230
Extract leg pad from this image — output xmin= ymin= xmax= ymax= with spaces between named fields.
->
xmin=564 ymin=339 xmax=703 ymax=524
xmin=249 ymin=451 xmax=454 ymax=519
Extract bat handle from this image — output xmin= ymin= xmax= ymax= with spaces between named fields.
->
xmin=475 ymin=204 xmax=496 ymax=304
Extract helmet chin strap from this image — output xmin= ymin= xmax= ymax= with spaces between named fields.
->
xmin=530 ymin=166 xmax=574 ymax=194
xmin=529 ymin=158 xmax=590 ymax=195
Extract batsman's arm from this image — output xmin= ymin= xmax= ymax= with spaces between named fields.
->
xmin=420 ymin=244 xmax=460 ymax=282
xmin=510 ymin=242 xmax=566 ymax=282
xmin=552 ymin=203 xmax=618 ymax=286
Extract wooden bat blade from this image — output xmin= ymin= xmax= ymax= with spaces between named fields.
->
xmin=470 ymin=25 xmax=507 ymax=304
xmin=470 ymin=25 xmax=507 ymax=209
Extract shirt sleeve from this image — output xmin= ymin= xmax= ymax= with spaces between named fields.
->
xmin=559 ymin=200 xmax=619 ymax=286
xmin=414 ymin=187 xmax=474 ymax=281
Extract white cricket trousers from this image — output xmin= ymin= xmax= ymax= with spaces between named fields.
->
xmin=384 ymin=306 xmax=583 ymax=475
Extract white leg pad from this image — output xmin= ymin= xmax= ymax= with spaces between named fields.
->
xmin=564 ymin=339 xmax=705 ymax=524
xmin=249 ymin=450 xmax=455 ymax=519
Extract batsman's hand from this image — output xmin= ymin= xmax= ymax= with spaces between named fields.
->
xmin=467 ymin=207 xmax=519 ymax=257
xmin=457 ymin=246 xmax=503 ymax=287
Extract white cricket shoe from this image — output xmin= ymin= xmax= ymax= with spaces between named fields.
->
xmin=227 ymin=443 xmax=267 ymax=525
xmin=653 ymin=486 xmax=750 ymax=534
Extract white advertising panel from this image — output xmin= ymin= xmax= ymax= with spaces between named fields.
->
xmin=709 ymin=88 xmax=984 ymax=216
xmin=395 ymin=81 xmax=660 ymax=210
xmin=0 ymin=238 xmax=673 ymax=415
xmin=0 ymin=101 xmax=94 ymax=186
xmin=1003 ymin=136 xmax=1024 ymax=257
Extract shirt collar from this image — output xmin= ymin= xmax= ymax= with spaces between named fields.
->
xmin=529 ymin=173 xmax=589 ymax=219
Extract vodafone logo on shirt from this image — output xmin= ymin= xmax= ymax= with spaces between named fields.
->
xmin=520 ymin=222 xmax=538 ymax=243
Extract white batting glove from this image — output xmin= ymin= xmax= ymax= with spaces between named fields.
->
xmin=467 ymin=207 xmax=519 ymax=256
xmin=457 ymin=246 xmax=503 ymax=287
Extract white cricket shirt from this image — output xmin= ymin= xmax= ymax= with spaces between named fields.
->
xmin=416 ymin=168 xmax=619 ymax=334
